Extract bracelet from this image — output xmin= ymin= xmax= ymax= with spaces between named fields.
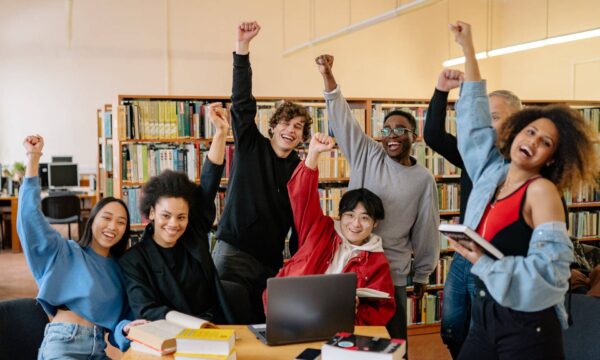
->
xmin=26 ymin=151 xmax=43 ymax=156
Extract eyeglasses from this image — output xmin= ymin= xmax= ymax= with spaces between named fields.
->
xmin=379 ymin=127 xmax=415 ymax=137
xmin=341 ymin=212 xmax=374 ymax=225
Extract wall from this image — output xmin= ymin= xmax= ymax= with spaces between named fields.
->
xmin=0 ymin=0 xmax=598 ymax=169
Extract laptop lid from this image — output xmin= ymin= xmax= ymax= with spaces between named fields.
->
xmin=264 ymin=273 xmax=356 ymax=345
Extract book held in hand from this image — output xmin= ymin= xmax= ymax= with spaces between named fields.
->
xmin=127 ymin=311 xmax=215 ymax=355
xmin=321 ymin=332 xmax=405 ymax=360
xmin=356 ymin=288 xmax=391 ymax=299
xmin=438 ymin=223 xmax=504 ymax=259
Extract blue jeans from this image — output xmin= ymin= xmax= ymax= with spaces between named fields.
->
xmin=441 ymin=253 xmax=476 ymax=359
xmin=38 ymin=323 xmax=109 ymax=360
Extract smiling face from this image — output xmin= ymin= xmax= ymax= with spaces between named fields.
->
xmin=149 ymin=196 xmax=190 ymax=248
xmin=381 ymin=115 xmax=414 ymax=164
xmin=339 ymin=202 xmax=377 ymax=246
xmin=269 ymin=116 xmax=306 ymax=157
xmin=510 ymin=117 xmax=559 ymax=172
xmin=91 ymin=201 xmax=128 ymax=256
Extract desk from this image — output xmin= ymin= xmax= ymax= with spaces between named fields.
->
xmin=0 ymin=193 xmax=97 ymax=253
xmin=123 ymin=325 xmax=389 ymax=360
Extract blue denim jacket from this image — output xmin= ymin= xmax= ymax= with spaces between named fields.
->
xmin=456 ymin=81 xmax=574 ymax=328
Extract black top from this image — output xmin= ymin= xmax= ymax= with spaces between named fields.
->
xmin=119 ymin=159 xmax=233 ymax=322
xmin=423 ymin=89 xmax=473 ymax=222
xmin=216 ymin=53 xmax=299 ymax=270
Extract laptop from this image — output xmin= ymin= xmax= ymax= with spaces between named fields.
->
xmin=249 ymin=273 xmax=356 ymax=346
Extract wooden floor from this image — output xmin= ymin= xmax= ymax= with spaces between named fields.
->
xmin=0 ymin=251 xmax=451 ymax=359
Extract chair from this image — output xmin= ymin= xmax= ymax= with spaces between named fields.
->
xmin=563 ymin=294 xmax=600 ymax=359
xmin=41 ymin=192 xmax=81 ymax=240
xmin=0 ymin=298 xmax=50 ymax=360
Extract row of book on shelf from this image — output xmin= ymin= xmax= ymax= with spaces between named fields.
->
xmin=569 ymin=211 xmax=600 ymax=239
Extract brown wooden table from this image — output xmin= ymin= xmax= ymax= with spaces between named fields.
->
xmin=0 ymin=193 xmax=97 ymax=253
xmin=122 ymin=325 xmax=390 ymax=360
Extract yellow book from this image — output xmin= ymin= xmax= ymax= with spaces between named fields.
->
xmin=176 ymin=329 xmax=235 ymax=356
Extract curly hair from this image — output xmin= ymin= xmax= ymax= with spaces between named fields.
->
xmin=79 ymin=197 xmax=131 ymax=258
xmin=497 ymin=105 xmax=600 ymax=190
xmin=268 ymin=101 xmax=313 ymax=142
xmin=139 ymin=170 xmax=196 ymax=218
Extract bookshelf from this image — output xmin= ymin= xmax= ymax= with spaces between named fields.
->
xmin=96 ymin=104 xmax=114 ymax=201
xmin=101 ymin=95 xmax=600 ymax=335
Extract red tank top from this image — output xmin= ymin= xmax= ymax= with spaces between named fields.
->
xmin=476 ymin=176 xmax=541 ymax=242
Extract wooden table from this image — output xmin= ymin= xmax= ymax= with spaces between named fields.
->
xmin=0 ymin=193 xmax=97 ymax=253
xmin=122 ymin=325 xmax=389 ymax=360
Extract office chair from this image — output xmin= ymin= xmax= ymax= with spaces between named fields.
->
xmin=0 ymin=298 xmax=49 ymax=360
xmin=41 ymin=192 xmax=81 ymax=240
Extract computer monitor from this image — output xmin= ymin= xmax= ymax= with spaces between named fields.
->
xmin=39 ymin=163 xmax=49 ymax=189
xmin=48 ymin=163 xmax=79 ymax=189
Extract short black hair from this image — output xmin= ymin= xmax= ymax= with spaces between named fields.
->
xmin=339 ymin=188 xmax=385 ymax=221
xmin=383 ymin=109 xmax=417 ymax=131
xmin=140 ymin=170 xmax=196 ymax=218
xmin=79 ymin=197 xmax=131 ymax=258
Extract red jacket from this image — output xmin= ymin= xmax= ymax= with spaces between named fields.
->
xmin=263 ymin=161 xmax=396 ymax=325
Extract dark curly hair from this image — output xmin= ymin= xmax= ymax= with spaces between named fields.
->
xmin=267 ymin=101 xmax=313 ymax=142
xmin=384 ymin=109 xmax=417 ymax=132
xmin=140 ymin=170 xmax=196 ymax=219
xmin=79 ymin=197 xmax=131 ymax=258
xmin=339 ymin=188 xmax=385 ymax=221
xmin=497 ymin=105 xmax=600 ymax=190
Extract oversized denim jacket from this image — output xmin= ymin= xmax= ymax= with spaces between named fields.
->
xmin=456 ymin=80 xmax=575 ymax=329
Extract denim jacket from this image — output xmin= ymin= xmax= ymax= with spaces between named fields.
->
xmin=456 ymin=81 xmax=575 ymax=328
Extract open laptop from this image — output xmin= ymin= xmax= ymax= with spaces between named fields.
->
xmin=249 ymin=273 xmax=356 ymax=346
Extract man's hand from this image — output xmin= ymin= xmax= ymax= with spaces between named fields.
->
xmin=207 ymin=102 xmax=229 ymax=134
xmin=23 ymin=135 xmax=44 ymax=154
xmin=436 ymin=69 xmax=464 ymax=92
xmin=236 ymin=21 xmax=261 ymax=55
xmin=411 ymin=282 xmax=427 ymax=300
xmin=449 ymin=21 xmax=475 ymax=55
xmin=315 ymin=54 xmax=334 ymax=76
xmin=308 ymin=133 xmax=335 ymax=155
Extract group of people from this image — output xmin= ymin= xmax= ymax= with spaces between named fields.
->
xmin=17 ymin=20 xmax=600 ymax=360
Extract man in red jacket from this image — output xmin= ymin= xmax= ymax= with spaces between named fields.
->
xmin=264 ymin=133 xmax=396 ymax=325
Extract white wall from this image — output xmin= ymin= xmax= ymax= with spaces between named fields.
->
xmin=1 ymin=0 xmax=599 ymax=170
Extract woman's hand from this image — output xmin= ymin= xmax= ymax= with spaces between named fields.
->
xmin=449 ymin=238 xmax=484 ymax=264
xmin=207 ymin=102 xmax=229 ymax=135
xmin=23 ymin=135 xmax=44 ymax=155
xmin=123 ymin=319 xmax=149 ymax=335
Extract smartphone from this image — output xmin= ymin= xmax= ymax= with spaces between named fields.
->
xmin=295 ymin=347 xmax=321 ymax=360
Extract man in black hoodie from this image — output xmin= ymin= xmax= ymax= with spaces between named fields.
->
xmin=212 ymin=21 xmax=313 ymax=323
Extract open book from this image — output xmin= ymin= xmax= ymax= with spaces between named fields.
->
xmin=127 ymin=311 xmax=215 ymax=355
xmin=357 ymin=288 xmax=391 ymax=299
xmin=438 ymin=223 xmax=504 ymax=259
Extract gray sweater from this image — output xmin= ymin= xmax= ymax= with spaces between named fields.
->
xmin=324 ymin=86 xmax=440 ymax=286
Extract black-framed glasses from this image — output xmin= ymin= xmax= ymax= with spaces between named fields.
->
xmin=379 ymin=127 xmax=415 ymax=137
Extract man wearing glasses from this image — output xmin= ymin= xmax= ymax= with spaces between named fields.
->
xmin=316 ymin=54 xmax=440 ymax=347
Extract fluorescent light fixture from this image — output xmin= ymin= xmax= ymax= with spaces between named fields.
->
xmin=442 ymin=27 xmax=600 ymax=66
xmin=443 ymin=52 xmax=488 ymax=67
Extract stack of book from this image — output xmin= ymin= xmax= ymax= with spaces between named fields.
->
xmin=174 ymin=328 xmax=236 ymax=360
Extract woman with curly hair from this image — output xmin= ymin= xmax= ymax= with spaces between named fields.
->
xmin=119 ymin=103 xmax=236 ymax=324
xmin=449 ymin=21 xmax=600 ymax=359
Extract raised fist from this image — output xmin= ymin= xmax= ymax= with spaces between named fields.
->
xmin=315 ymin=55 xmax=334 ymax=75
xmin=23 ymin=134 xmax=44 ymax=154
xmin=206 ymin=102 xmax=229 ymax=132
xmin=436 ymin=69 xmax=464 ymax=92
xmin=449 ymin=21 xmax=473 ymax=49
xmin=237 ymin=21 xmax=261 ymax=43
xmin=308 ymin=133 xmax=335 ymax=154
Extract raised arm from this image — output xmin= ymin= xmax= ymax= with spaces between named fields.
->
xmin=451 ymin=21 xmax=502 ymax=182
xmin=288 ymin=133 xmax=335 ymax=248
xmin=316 ymin=54 xmax=377 ymax=166
xmin=194 ymin=103 xmax=228 ymax=232
xmin=17 ymin=135 xmax=66 ymax=280
xmin=423 ymin=69 xmax=465 ymax=169
xmin=230 ymin=21 xmax=261 ymax=146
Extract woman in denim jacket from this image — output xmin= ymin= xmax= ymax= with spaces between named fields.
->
xmin=449 ymin=21 xmax=600 ymax=360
